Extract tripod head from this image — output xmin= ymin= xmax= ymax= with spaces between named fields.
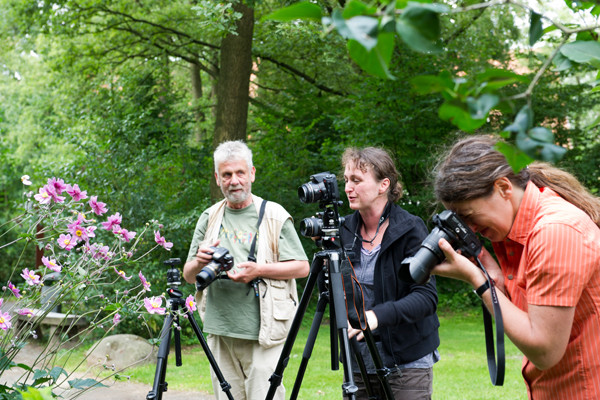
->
xmin=162 ymin=258 xmax=184 ymax=301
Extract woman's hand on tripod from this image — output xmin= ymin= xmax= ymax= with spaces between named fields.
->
xmin=348 ymin=310 xmax=378 ymax=341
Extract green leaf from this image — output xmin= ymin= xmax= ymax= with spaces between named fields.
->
xmin=529 ymin=11 xmax=544 ymax=46
xmin=494 ymin=142 xmax=533 ymax=173
xmin=516 ymin=129 xmax=567 ymax=163
xmin=348 ymin=32 xmax=396 ymax=79
xmin=345 ymin=16 xmax=380 ymax=51
xmin=342 ymin=0 xmax=377 ymax=19
xmin=48 ymin=366 xmax=67 ymax=382
xmin=466 ymin=94 xmax=499 ymax=119
xmin=438 ymin=102 xmax=486 ymax=132
xmin=19 ymin=387 xmax=54 ymax=400
xmin=396 ymin=4 xmax=443 ymax=54
xmin=553 ymin=51 xmax=573 ymax=71
xmin=68 ymin=378 xmax=108 ymax=390
xmin=261 ymin=2 xmax=322 ymax=22
xmin=476 ymin=69 xmax=528 ymax=92
xmin=560 ymin=40 xmax=600 ymax=66
xmin=503 ymin=105 xmax=533 ymax=133
xmin=410 ymin=73 xmax=453 ymax=95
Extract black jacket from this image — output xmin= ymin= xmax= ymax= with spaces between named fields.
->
xmin=340 ymin=203 xmax=440 ymax=365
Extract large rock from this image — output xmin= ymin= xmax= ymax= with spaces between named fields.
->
xmin=86 ymin=334 xmax=157 ymax=370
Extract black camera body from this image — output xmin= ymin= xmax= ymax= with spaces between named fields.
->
xmin=298 ymin=172 xmax=340 ymax=205
xmin=298 ymin=172 xmax=344 ymax=241
xmin=195 ymin=246 xmax=234 ymax=291
xmin=399 ymin=210 xmax=481 ymax=284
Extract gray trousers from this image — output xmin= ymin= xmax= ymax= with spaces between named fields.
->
xmin=352 ymin=367 xmax=434 ymax=400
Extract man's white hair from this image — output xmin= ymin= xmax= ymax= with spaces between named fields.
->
xmin=213 ymin=140 xmax=253 ymax=172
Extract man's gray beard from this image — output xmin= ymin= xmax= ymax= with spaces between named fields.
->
xmin=223 ymin=185 xmax=251 ymax=205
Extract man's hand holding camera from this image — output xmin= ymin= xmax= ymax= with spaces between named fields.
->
xmin=194 ymin=239 xmax=221 ymax=268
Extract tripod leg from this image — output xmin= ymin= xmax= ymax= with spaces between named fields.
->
xmin=265 ymin=255 xmax=323 ymax=400
xmin=350 ymin=337 xmax=379 ymax=400
xmin=146 ymin=312 xmax=176 ymax=400
xmin=361 ymin=328 xmax=395 ymax=400
xmin=289 ymin=291 xmax=328 ymax=400
xmin=328 ymin=252 xmax=358 ymax=399
xmin=184 ymin=306 xmax=235 ymax=400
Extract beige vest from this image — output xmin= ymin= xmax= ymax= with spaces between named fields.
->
xmin=196 ymin=194 xmax=299 ymax=348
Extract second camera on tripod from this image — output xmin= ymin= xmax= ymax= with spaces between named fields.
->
xmin=195 ymin=246 xmax=234 ymax=291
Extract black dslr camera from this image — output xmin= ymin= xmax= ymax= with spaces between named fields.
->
xmin=398 ymin=210 xmax=481 ymax=284
xmin=195 ymin=246 xmax=234 ymax=291
xmin=298 ymin=172 xmax=344 ymax=239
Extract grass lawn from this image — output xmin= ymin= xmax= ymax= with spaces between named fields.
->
xmin=121 ymin=310 xmax=527 ymax=399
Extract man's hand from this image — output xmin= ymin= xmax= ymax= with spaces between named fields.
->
xmin=227 ymin=261 xmax=260 ymax=283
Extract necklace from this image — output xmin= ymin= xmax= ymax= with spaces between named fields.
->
xmin=354 ymin=202 xmax=392 ymax=246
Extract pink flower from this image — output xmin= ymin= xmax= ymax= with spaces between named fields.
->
xmin=102 ymin=213 xmax=122 ymax=231
xmin=34 ymin=187 xmax=53 ymax=205
xmin=89 ymin=196 xmax=108 ymax=216
xmin=115 ymin=228 xmax=136 ymax=242
xmin=47 ymin=177 xmax=68 ymax=194
xmin=144 ymin=297 xmax=166 ymax=315
xmin=21 ymin=268 xmax=41 ymax=285
xmin=17 ymin=309 xmax=34 ymax=318
xmin=66 ymin=183 xmax=88 ymax=201
xmin=185 ymin=295 xmax=197 ymax=312
xmin=41 ymin=256 xmax=62 ymax=273
xmin=139 ymin=271 xmax=151 ymax=292
xmin=7 ymin=281 xmax=21 ymax=298
xmin=113 ymin=313 xmax=121 ymax=325
xmin=21 ymin=175 xmax=32 ymax=186
xmin=114 ymin=267 xmax=132 ymax=281
xmin=57 ymin=234 xmax=76 ymax=250
xmin=67 ymin=221 xmax=88 ymax=242
xmin=154 ymin=231 xmax=173 ymax=251
xmin=0 ymin=312 xmax=12 ymax=330
xmin=43 ymin=183 xmax=65 ymax=204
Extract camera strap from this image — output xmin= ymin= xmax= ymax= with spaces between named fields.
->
xmin=247 ymin=199 xmax=267 ymax=297
xmin=476 ymin=258 xmax=505 ymax=386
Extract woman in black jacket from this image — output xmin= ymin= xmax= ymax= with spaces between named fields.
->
xmin=341 ymin=147 xmax=440 ymax=400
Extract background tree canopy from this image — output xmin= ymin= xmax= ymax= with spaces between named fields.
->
xmin=0 ymin=0 xmax=599 ymax=327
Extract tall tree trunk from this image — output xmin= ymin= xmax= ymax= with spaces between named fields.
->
xmin=190 ymin=61 xmax=206 ymax=143
xmin=210 ymin=1 xmax=254 ymax=200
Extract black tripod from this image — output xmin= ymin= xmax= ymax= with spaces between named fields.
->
xmin=146 ymin=258 xmax=234 ymax=400
xmin=265 ymin=242 xmax=394 ymax=400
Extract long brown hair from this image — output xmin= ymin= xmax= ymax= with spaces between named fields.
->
xmin=434 ymin=135 xmax=600 ymax=227
xmin=342 ymin=147 xmax=403 ymax=203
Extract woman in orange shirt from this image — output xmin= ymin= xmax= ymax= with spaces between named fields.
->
xmin=432 ymin=135 xmax=600 ymax=400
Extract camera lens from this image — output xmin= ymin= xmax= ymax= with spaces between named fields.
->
xmin=300 ymin=217 xmax=323 ymax=237
xmin=195 ymin=262 xmax=219 ymax=291
xmin=398 ymin=227 xmax=451 ymax=284
xmin=298 ymin=182 xmax=326 ymax=204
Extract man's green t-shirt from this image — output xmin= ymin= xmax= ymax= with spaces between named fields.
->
xmin=186 ymin=202 xmax=307 ymax=340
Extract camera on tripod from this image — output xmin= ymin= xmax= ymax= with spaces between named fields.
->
xmin=298 ymin=172 xmax=344 ymax=239
xmin=398 ymin=210 xmax=482 ymax=284
xmin=195 ymin=247 xmax=234 ymax=291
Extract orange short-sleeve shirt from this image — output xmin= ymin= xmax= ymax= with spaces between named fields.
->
xmin=493 ymin=182 xmax=600 ymax=400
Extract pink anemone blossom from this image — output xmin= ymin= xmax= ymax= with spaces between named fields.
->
xmin=57 ymin=234 xmax=76 ymax=250
xmin=144 ymin=297 xmax=166 ymax=315
xmin=139 ymin=271 xmax=151 ymax=292
xmin=0 ymin=312 xmax=12 ymax=330
xmin=154 ymin=231 xmax=173 ymax=251
xmin=7 ymin=281 xmax=21 ymax=298
xmin=41 ymin=256 xmax=62 ymax=273
xmin=21 ymin=268 xmax=41 ymax=286
xmin=89 ymin=196 xmax=108 ymax=216
xmin=185 ymin=295 xmax=197 ymax=312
